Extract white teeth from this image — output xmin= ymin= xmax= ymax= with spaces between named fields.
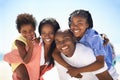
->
xmin=45 ymin=39 xmax=51 ymax=42
xmin=74 ymin=30 xmax=79 ymax=33
xmin=62 ymin=46 xmax=68 ymax=50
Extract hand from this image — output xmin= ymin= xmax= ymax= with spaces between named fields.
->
xmin=67 ymin=67 xmax=80 ymax=77
xmin=26 ymin=33 xmax=37 ymax=46
xmin=26 ymin=39 xmax=34 ymax=48
xmin=75 ymin=74 xmax=82 ymax=78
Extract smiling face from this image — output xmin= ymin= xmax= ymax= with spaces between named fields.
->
xmin=20 ymin=24 xmax=35 ymax=40
xmin=70 ymin=16 xmax=89 ymax=40
xmin=55 ymin=31 xmax=75 ymax=57
xmin=41 ymin=24 xmax=55 ymax=45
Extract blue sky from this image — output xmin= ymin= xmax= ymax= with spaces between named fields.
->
xmin=0 ymin=0 xmax=120 ymax=53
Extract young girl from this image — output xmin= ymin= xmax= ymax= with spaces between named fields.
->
xmin=38 ymin=18 xmax=60 ymax=80
xmin=53 ymin=9 xmax=116 ymax=79
xmin=55 ymin=30 xmax=112 ymax=80
xmin=4 ymin=13 xmax=37 ymax=80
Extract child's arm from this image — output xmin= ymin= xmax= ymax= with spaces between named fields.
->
xmin=15 ymin=39 xmax=33 ymax=64
xmin=52 ymin=48 xmax=83 ymax=78
xmin=4 ymin=37 xmax=39 ymax=64
xmin=67 ymin=55 xmax=105 ymax=77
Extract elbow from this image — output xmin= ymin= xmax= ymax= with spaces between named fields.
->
xmin=97 ymin=60 xmax=105 ymax=69
xmin=96 ymin=56 xmax=105 ymax=69
xmin=23 ymin=60 xmax=29 ymax=64
xmin=23 ymin=58 xmax=30 ymax=64
xmin=23 ymin=61 xmax=28 ymax=64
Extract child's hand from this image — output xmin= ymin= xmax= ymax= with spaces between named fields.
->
xmin=26 ymin=39 xmax=34 ymax=48
xmin=26 ymin=34 xmax=38 ymax=47
xmin=67 ymin=67 xmax=82 ymax=78
xmin=74 ymin=74 xmax=82 ymax=78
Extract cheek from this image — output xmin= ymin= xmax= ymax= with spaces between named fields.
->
xmin=21 ymin=33 xmax=27 ymax=38
xmin=50 ymin=35 xmax=55 ymax=40
xmin=71 ymin=44 xmax=74 ymax=49
xmin=31 ymin=31 xmax=35 ymax=35
xmin=70 ymin=26 xmax=73 ymax=30
xmin=41 ymin=34 xmax=45 ymax=39
xmin=67 ymin=42 xmax=74 ymax=48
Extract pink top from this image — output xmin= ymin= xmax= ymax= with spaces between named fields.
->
xmin=4 ymin=43 xmax=42 ymax=80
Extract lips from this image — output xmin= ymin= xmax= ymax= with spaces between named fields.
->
xmin=61 ymin=46 xmax=68 ymax=50
xmin=73 ymin=30 xmax=80 ymax=33
xmin=26 ymin=35 xmax=33 ymax=40
xmin=45 ymin=38 xmax=51 ymax=42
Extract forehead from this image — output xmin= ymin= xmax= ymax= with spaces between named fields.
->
xmin=56 ymin=31 xmax=73 ymax=38
xmin=20 ymin=24 xmax=34 ymax=30
xmin=71 ymin=16 xmax=87 ymax=22
xmin=41 ymin=24 xmax=54 ymax=30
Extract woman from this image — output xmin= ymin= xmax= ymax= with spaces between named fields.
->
xmin=38 ymin=18 xmax=60 ymax=80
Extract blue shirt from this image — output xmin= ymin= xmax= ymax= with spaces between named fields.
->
xmin=77 ymin=29 xmax=113 ymax=69
xmin=78 ymin=29 xmax=106 ymax=56
xmin=103 ymin=43 xmax=113 ymax=69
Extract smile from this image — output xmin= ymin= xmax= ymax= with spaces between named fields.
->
xmin=61 ymin=46 xmax=68 ymax=50
xmin=45 ymin=39 xmax=51 ymax=42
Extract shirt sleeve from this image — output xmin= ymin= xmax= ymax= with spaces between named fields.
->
xmin=87 ymin=34 xmax=106 ymax=57
xmin=91 ymin=62 xmax=108 ymax=74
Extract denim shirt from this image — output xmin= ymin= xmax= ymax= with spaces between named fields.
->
xmin=78 ymin=29 xmax=112 ymax=69
xmin=104 ymin=43 xmax=113 ymax=69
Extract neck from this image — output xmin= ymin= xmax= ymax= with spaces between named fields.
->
xmin=44 ymin=44 xmax=51 ymax=48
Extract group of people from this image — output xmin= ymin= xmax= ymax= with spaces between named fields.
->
xmin=4 ymin=9 xmax=118 ymax=80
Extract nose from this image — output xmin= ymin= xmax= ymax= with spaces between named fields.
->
xmin=44 ymin=33 xmax=50 ymax=38
xmin=71 ymin=24 xmax=78 ymax=29
xmin=26 ymin=32 xmax=32 ymax=36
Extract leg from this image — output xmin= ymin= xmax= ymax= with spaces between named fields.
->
xmin=96 ymin=70 xmax=113 ymax=80
xmin=14 ymin=63 xmax=29 ymax=80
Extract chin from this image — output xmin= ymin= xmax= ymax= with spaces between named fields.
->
xmin=46 ymin=42 xmax=52 ymax=45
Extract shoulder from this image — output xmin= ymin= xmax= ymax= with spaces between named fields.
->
xmin=76 ymin=43 xmax=93 ymax=52
xmin=15 ymin=40 xmax=26 ymax=47
xmin=75 ymin=43 xmax=95 ymax=59
xmin=11 ymin=35 xmax=26 ymax=49
xmin=86 ymin=29 xmax=99 ymax=38
xmin=85 ymin=29 xmax=102 ymax=43
xmin=16 ymin=35 xmax=27 ymax=45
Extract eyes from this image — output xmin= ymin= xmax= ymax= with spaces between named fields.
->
xmin=70 ymin=22 xmax=83 ymax=27
xmin=41 ymin=31 xmax=54 ymax=37
xmin=21 ymin=29 xmax=34 ymax=34
xmin=55 ymin=37 xmax=72 ymax=45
